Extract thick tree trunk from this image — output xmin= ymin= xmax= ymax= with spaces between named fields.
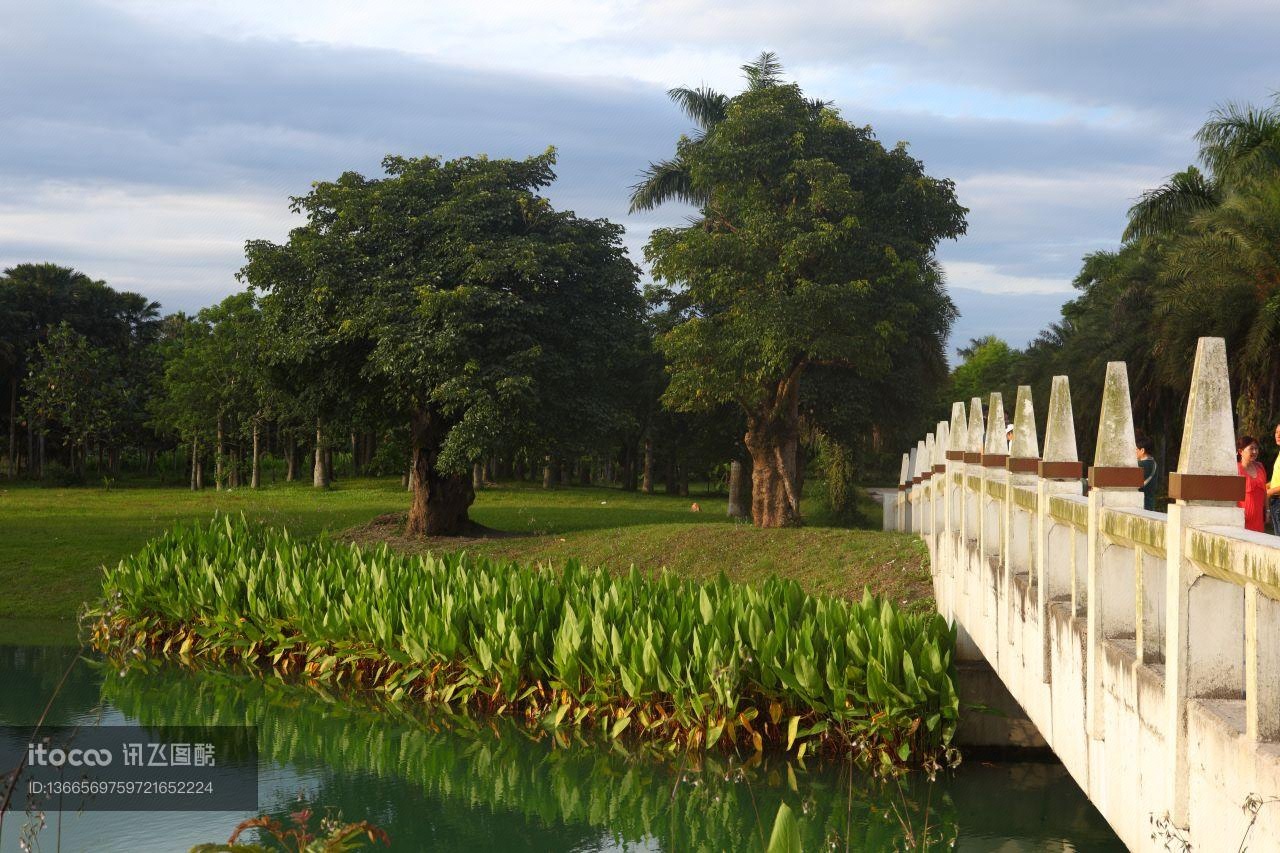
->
xmin=285 ymin=434 xmax=296 ymax=482
xmin=664 ymin=459 xmax=678 ymax=494
xmin=313 ymin=420 xmax=328 ymax=488
xmin=542 ymin=455 xmax=556 ymax=489
xmin=743 ymin=383 xmax=802 ymax=528
xmin=215 ymin=415 xmax=225 ymax=490
xmin=405 ymin=408 xmax=474 ymax=536
xmin=579 ymin=458 xmax=591 ymax=486
xmin=472 ymin=462 xmax=484 ymax=490
xmin=251 ymin=421 xmax=261 ymax=488
xmin=641 ymin=438 xmax=654 ymax=493
xmin=727 ymin=459 xmax=752 ymax=518
xmin=678 ymin=466 xmax=689 ymax=497
xmin=194 ymin=437 xmax=204 ymax=490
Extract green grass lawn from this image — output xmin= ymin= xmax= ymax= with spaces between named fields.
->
xmin=0 ymin=477 xmax=930 ymax=622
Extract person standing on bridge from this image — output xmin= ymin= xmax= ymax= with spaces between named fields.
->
xmin=1136 ymin=436 xmax=1158 ymax=511
xmin=1268 ymin=422 xmax=1280 ymax=535
xmin=1238 ymin=435 xmax=1267 ymax=533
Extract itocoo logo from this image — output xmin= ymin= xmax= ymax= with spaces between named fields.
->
xmin=27 ymin=743 xmax=113 ymax=767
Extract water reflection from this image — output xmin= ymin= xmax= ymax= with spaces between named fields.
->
xmin=0 ymin=644 xmax=1123 ymax=852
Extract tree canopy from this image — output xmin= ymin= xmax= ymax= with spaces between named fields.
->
xmin=242 ymin=149 xmax=644 ymax=534
xmin=638 ymin=54 xmax=966 ymax=526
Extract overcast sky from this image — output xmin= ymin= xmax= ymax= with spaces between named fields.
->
xmin=3 ymin=1 xmax=1277 ymax=357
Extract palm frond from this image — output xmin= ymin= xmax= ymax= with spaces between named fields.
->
xmin=666 ymin=86 xmax=729 ymax=130
xmin=1122 ymin=166 xmax=1219 ymax=242
xmin=742 ymin=51 xmax=783 ymax=90
xmin=1196 ymin=100 xmax=1280 ymax=190
xmin=628 ymin=157 xmax=706 ymax=213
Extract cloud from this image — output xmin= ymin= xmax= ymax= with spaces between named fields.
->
xmin=4 ymin=0 xmax=1275 ymax=354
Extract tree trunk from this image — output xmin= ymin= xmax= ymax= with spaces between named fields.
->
xmin=194 ymin=437 xmax=204 ymax=490
xmin=313 ymin=420 xmax=328 ymax=488
xmin=472 ymin=462 xmax=484 ymax=490
xmin=579 ymin=458 xmax=591 ymax=486
xmin=7 ymin=375 xmax=15 ymax=478
xmin=542 ymin=455 xmax=555 ymax=489
xmin=665 ymin=459 xmax=678 ymax=494
xmin=641 ymin=438 xmax=654 ymax=493
xmin=251 ymin=421 xmax=261 ymax=488
xmin=215 ymin=415 xmax=225 ymax=490
xmin=678 ymin=465 xmax=689 ymax=497
xmin=285 ymin=434 xmax=296 ymax=482
xmin=37 ymin=429 xmax=45 ymax=478
xmin=405 ymin=407 xmax=474 ymax=536
xmin=325 ymin=447 xmax=334 ymax=482
xmin=727 ymin=459 xmax=752 ymax=518
xmin=743 ymin=383 xmax=802 ymax=527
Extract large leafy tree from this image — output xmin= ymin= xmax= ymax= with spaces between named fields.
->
xmin=637 ymin=55 xmax=966 ymax=526
xmin=243 ymin=150 xmax=643 ymax=535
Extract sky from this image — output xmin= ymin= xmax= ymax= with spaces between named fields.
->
xmin=3 ymin=0 xmax=1278 ymax=358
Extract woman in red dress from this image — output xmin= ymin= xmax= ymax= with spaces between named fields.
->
xmin=1238 ymin=435 xmax=1267 ymax=532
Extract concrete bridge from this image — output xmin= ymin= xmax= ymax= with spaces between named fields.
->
xmin=887 ymin=338 xmax=1280 ymax=851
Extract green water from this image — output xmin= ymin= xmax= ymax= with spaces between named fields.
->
xmin=0 ymin=640 xmax=1123 ymax=852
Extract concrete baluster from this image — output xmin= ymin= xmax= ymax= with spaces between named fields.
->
xmin=1163 ymin=337 xmax=1245 ymax=828
xmin=896 ymin=451 xmax=910 ymax=532
xmin=964 ymin=397 xmax=985 ymax=544
xmin=1006 ymin=385 xmax=1041 ymax=583
xmin=923 ymin=432 xmax=936 ymax=536
xmin=1004 ymin=386 xmax=1040 ymax=676
xmin=906 ymin=445 xmax=916 ymax=532
xmin=1086 ymin=362 xmax=1144 ymax=740
xmin=945 ymin=402 xmax=968 ymax=550
xmin=1037 ymin=376 xmax=1083 ymax=685
xmin=910 ymin=441 xmax=923 ymax=533
xmin=982 ymin=393 xmax=1008 ymax=562
xmin=932 ymin=420 xmax=949 ymax=544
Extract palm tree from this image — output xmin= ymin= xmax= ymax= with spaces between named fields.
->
xmin=1124 ymin=97 xmax=1280 ymax=242
xmin=629 ymin=52 xmax=822 ymax=213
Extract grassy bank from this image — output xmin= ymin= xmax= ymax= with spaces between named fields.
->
xmin=1 ymin=478 xmax=929 ymax=620
xmin=91 ymin=516 xmax=959 ymax=765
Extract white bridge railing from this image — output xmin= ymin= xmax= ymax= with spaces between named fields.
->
xmin=888 ymin=338 xmax=1280 ymax=851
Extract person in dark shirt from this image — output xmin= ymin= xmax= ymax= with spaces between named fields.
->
xmin=1136 ymin=436 xmax=1158 ymax=511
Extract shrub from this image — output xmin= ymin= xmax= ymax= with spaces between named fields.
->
xmin=90 ymin=515 xmax=959 ymax=767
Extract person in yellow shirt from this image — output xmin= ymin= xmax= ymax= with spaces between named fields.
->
xmin=1268 ymin=423 xmax=1280 ymax=535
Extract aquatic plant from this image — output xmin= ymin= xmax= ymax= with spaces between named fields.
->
xmin=89 ymin=515 xmax=959 ymax=766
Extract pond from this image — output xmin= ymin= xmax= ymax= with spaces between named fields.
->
xmin=0 ymin=635 xmax=1123 ymax=852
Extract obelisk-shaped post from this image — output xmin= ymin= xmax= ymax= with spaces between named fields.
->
xmin=965 ymin=397 xmax=986 ymax=543
xmin=1164 ymin=338 xmax=1245 ymax=828
xmin=923 ymin=432 xmax=937 ymax=535
xmin=1086 ymin=362 xmax=1144 ymax=740
xmin=1037 ymin=376 xmax=1083 ymax=684
xmin=1006 ymin=385 xmax=1041 ymax=585
xmin=896 ymin=451 xmax=910 ymax=531
xmin=982 ymin=392 xmax=1008 ymax=561
xmin=933 ymin=420 xmax=949 ymax=540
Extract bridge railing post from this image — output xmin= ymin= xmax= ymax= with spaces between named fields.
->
xmin=909 ymin=442 xmax=923 ymax=533
xmin=1085 ymin=362 xmax=1145 ymax=741
xmin=964 ymin=397 xmax=985 ymax=544
xmin=932 ymin=420 xmax=948 ymax=544
xmin=1036 ymin=376 xmax=1083 ymax=684
xmin=922 ymin=432 xmax=936 ymax=536
xmin=895 ymin=451 xmax=909 ymax=532
xmin=981 ymin=393 xmax=1008 ymax=563
xmin=1164 ymin=337 xmax=1246 ymax=829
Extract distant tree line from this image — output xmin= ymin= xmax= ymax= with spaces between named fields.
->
xmin=2 ymin=54 xmax=963 ymax=533
xmin=944 ymin=94 xmax=1280 ymax=480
